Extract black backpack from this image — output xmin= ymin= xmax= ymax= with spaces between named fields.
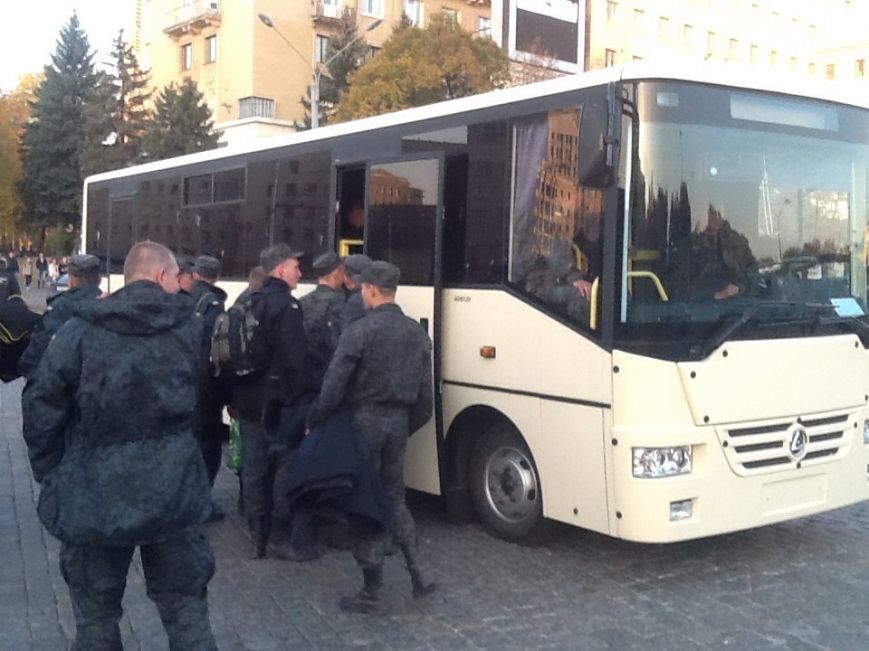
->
xmin=210 ymin=291 xmax=265 ymax=378
xmin=0 ymin=296 xmax=41 ymax=382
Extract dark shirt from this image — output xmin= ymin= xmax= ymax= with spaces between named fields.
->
xmin=307 ymin=303 xmax=433 ymax=433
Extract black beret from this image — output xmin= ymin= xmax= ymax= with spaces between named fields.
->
xmin=68 ymin=254 xmax=100 ymax=275
xmin=358 ymin=260 xmax=400 ymax=290
xmin=343 ymin=254 xmax=372 ymax=281
xmin=312 ymin=251 xmax=341 ymax=277
xmin=194 ymin=255 xmax=221 ymax=279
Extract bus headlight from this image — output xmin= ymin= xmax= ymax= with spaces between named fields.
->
xmin=632 ymin=446 xmax=693 ymax=478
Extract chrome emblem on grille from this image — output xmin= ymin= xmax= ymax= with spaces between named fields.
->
xmin=788 ymin=424 xmax=809 ymax=461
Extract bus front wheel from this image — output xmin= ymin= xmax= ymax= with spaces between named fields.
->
xmin=469 ymin=425 xmax=547 ymax=543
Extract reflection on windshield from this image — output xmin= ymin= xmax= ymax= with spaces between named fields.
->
xmin=625 ymin=112 xmax=868 ymax=328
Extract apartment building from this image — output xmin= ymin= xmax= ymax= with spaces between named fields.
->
xmin=135 ymin=1 xmax=492 ymax=145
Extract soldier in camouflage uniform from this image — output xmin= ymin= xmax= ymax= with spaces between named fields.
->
xmin=333 ymin=253 xmax=372 ymax=336
xmin=22 ymin=242 xmax=216 ymax=651
xmin=299 ymin=252 xmax=346 ymax=391
xmin=190 ymin=255 xmax=229 ymax=519
xmin=18 ymin=254 xmax=103 ymax=380
xmin=306 ymin=261 xmax=435 ymax=614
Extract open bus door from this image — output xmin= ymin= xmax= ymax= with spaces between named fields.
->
xmin=364 ymin=155 xmax=444 ymax=495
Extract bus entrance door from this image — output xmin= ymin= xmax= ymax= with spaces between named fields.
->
xmin=365 ymin=156 xmax=443 ymax=495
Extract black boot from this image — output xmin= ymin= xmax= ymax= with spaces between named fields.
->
xmin=401 ymin=544 xmax=435 ymax=599
xmin=339 ymin=566 xmax=384 ymax=614
xmin=250 ymin=532 xmax=267 ymax=559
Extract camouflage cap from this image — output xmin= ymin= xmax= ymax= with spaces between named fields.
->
xmin=194 ymin=255 xmax=221 ymax=279
xmin=343 ymin=254 xmax=372 ymax=282
xmin=68 ymin=254 xmax=101 ymax=276
xmin=312 ymin=251 xmax=341 ymax=277
xmin=358 ymin=260 xmax=400 ymax=290
xmin=176 ymin=256 xmax=195 ymax=276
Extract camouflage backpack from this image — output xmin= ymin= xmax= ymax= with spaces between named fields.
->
xmin=210 ymin=291 xmax=266 ymax=378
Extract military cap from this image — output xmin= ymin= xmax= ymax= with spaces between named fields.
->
xmin=176 ymin=255 xmax=194 ymax=275
xmin=343 ymin=254 xmax=372 ymax=282
xmin=358 ymin=260 xmax=400 ymax=290
xmin=68 ymin=254 xmax=101 ymax=276
xmin=312 ymin=251 xmax=342 ymax=277
xmin=194 ymin=255 xmax=221 ymax=279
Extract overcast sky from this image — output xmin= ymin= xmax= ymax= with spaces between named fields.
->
xmin=0 ymin=0 xmax=135 ymax=93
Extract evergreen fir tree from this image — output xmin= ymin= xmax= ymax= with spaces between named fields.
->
xmin=20 ymin=13 xmax=98 ymax=237
xmin=298 ymin=11 xmax=371 ymax=129
xmin=82 ymin=31 xmax=152 ymax=176
xmin=142 ymin=78 xmax=220 ymax=161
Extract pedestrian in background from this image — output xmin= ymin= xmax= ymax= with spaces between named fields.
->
xmin=22 ymin=241 xmax=217 ymax=650
xmin=36 ymin=252 xmax=49 ymax=288
xmin=20 ymin=253 xmax=33 ymax=289
xmin=306 ymin=261 xmax=435 ymax=613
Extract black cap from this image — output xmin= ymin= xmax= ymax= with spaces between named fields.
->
xmin=312 ymin=251 xmax=341 ymax=277
xmin=194 ymin=255 xmax=221 ymax=279
xmin=358 ymin=260 xmax=400 ymax=290
xmin=343 ymin=254 xmax=372 ymax=282
xmin=68 ymin=254 xmax=100 ymax=276
xmin=177 ymin=256 xmax=194 ymax=276
xmin=260 ymin=243 xmax=304 ymax=273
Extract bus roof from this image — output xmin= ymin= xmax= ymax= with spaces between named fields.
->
xmin=85 ymin=61 xmax=869 ymax=186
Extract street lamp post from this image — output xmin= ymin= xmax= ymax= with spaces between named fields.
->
xmin=258 ymin=13 xmax=382 ymax=129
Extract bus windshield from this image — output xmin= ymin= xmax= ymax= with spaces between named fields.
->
xmin=619 ymin=82 xmax=869 ymax=357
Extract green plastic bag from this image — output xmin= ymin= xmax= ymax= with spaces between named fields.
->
xmin=227 ymin=419 xmax=243 ymax=472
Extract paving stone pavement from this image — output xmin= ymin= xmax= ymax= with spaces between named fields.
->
xmin=3 ymin=372 xmax=869 ymax=650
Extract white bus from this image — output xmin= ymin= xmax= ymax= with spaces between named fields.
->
xmin=83 ymin=63 xmax=869 ymax=543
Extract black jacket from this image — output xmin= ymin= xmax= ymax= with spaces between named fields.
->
xmin=21 ymin=281 xmax=211 ymax=546
xmin=0 ymin=271 xmax=21 ymax=300
xmin=18 ymin=284 xmax=103 ymax=379
xmin=190 ymin=280 xmax=229 ymax=439
xmin=233 ymin=276 xmax=307 ymax=421
xmin=274 ymin=408 xmax=388 ymax=528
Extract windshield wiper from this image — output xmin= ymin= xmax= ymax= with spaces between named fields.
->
xmin=694 ymin=308 xmax=757 ymax=360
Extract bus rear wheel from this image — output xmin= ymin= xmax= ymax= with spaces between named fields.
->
xmin=469 ymin=425 xmax=547 ymax=543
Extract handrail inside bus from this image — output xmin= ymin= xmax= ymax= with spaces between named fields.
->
xmin=627 ymin=271 xmax=669 ymax=302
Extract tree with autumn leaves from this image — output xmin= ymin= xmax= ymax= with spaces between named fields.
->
xmin=335 ymin=15 xmax=510 ymax=121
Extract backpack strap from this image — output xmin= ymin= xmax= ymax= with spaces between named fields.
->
xmin=194 ymin=291 xmax=217 ymax=316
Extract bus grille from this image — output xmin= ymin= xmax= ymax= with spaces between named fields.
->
xmin=722 ymin=413 xmax=854 ymax=476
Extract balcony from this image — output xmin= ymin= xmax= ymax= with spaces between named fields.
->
xmin=165 ymin=0 xmax=221 ymax=38
xmin=314 ymin=2 xmax=354 ymax=25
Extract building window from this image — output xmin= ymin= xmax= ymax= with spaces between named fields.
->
xmin=826 ymin=64 xmax=835 ymax=80
xmin=769 ymin=50 xmax=778 ymax=66
xmin=238 ymin=96 xmax=275 ymax=119
xmin=633 ymin=55 xmax=643 ymax=62
xmin=605 ymin=49 xmax=616 ymax=67
xmin=857 ymin=59 xmax=865 ymax=77
xmin=606 ymin=1 xmax=617 ymax=21
xmin=403 ymin=0 xmax=422 ymax=26
xmin=632 ymin=9 xmax=644 ymax=26
xmin=477 ymin=16 xmax=491 ymax=38
xmin=749 ymin=44 xmax=758 ymax=64
xmin=683 ymin=24 xmax=693 ymax=42
xmin=728 ymin=38 xmax=737 ymax=60
xmin=181 ymin=43 xmax=192 ymax=70
xmin=808 ymin=62 xmax=816 ymax=75
xmin=315 ymin=35 xmax=329 ymax=63
xmin=366 ymin=45 xmax=381 ymax=62
xmin=809 ymin=25 xmax=817 ymax=40
xmin=442 ymin=7 xmax=460 ymax=23
xmin=361 ymin=0 xmax=383 ymax=18
xmin=790 ymin=57 xmax=798 ymax=71
xmin=205 ymin=35 xmax=217 ymax=64
xmin=706 ymin=31 xmax=716 ymax=56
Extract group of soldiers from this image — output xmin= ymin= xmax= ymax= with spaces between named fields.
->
xmin=19 ymin=240 xmax=435 ymax=650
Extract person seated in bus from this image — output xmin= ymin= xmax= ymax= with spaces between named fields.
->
xmin=571 ymin=212 xmax=603 ymax=301
xmin=341 ymin=201 xmax=366 ymax=240
xmin=523 ymin=238 xmax=593 ymax=325
xmin=667 ymin=204 xmax=757 ymax=301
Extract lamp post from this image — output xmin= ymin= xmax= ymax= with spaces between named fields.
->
xmin=258 ymin=13 xmax=382 ymax=129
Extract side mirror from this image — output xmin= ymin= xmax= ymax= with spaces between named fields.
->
xmin=578 ymin=98 xmax=614 ymax=188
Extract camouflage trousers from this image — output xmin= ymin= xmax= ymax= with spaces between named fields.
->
xmin=351 ymin=404 xmax=416 ymax=569
xmin=59 ymin=528 xmax=216 ymax=651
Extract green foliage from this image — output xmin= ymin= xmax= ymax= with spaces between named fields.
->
xmin=142 ymin=78 xmax=220 ymax=161
xmin=298 ymin=10 xmax=371 ymax=129
xmin=81 ymin=31 xmax=152 ymax=176
xmin=336 ymin=15 xmax=510 ymax=121
xmin=21 ymin=14 xmax=99 ymax=231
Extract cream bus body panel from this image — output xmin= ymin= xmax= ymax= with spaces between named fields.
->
xmin=440 ymin=289 xmax=614 ymax=532
xmin=610 ymin=345 xmax=869 ymax=543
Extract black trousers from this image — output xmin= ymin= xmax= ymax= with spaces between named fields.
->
xmin=59 ymin=528 xmax=216 ymax=651
xmin=239 ymin=419 xmax=292 ymax=541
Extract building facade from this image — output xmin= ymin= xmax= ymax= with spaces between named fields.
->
xmin=136 ymin=0 xmax=492 ymax=145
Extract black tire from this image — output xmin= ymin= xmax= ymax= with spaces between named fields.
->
xmin=469 ymin=424 xmax=549 ymax=543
